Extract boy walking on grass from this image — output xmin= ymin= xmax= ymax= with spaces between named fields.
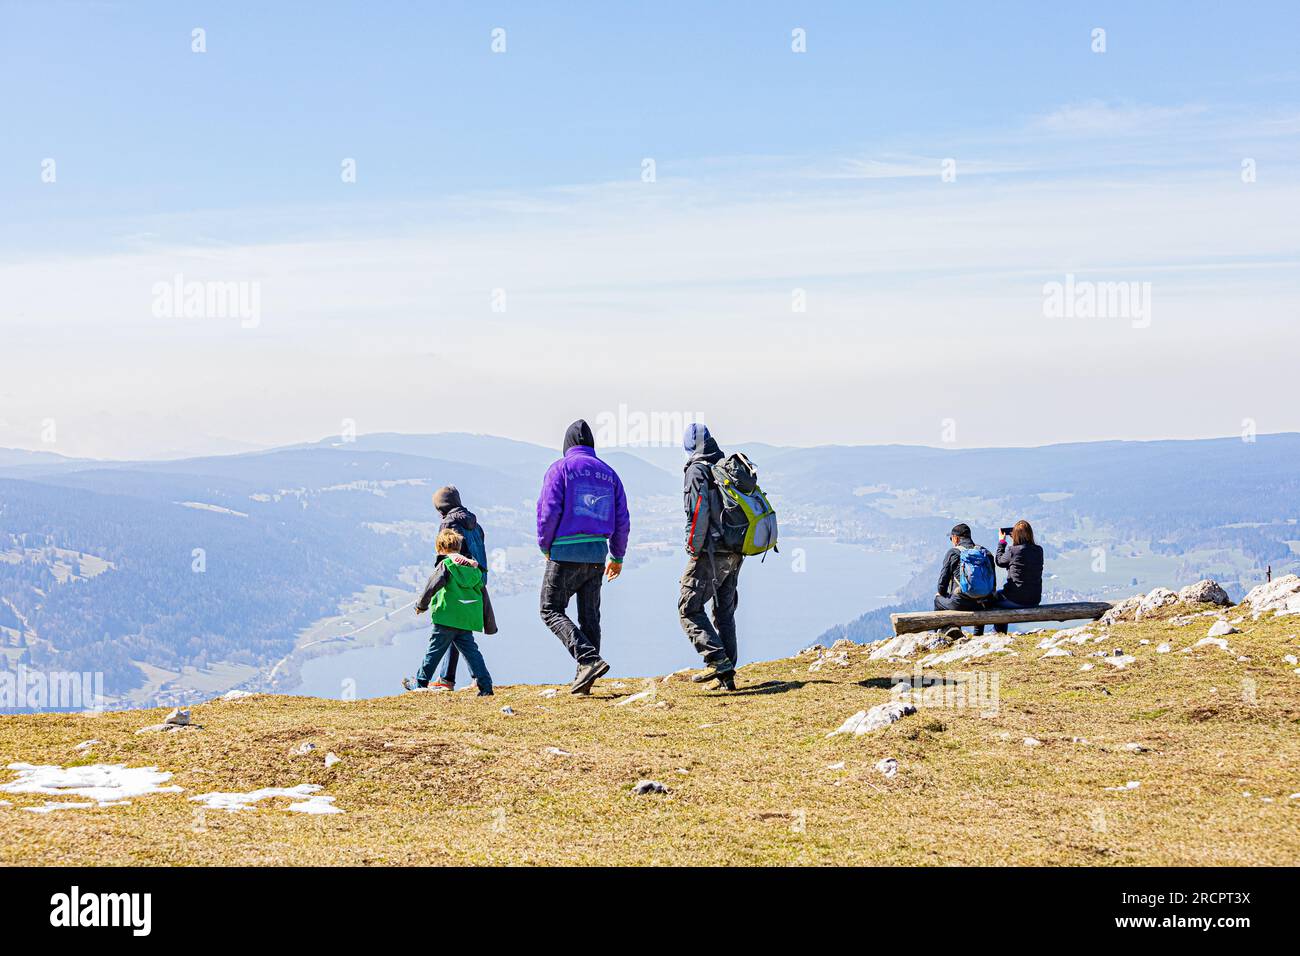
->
xmin=403 ymin=529 xmax=495 ymax=696
xmin=427 ymin=484 xmax=494 ymax=690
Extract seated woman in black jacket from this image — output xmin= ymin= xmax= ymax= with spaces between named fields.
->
xmin=991 ymin=520 xmax=1044 ymax=633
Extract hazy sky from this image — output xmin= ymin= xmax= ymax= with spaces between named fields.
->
xmin=2 ymin=1 xmax=1298 ymax=459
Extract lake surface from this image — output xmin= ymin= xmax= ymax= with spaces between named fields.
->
xmin=290 ymin=537 xmax=913 ymax=699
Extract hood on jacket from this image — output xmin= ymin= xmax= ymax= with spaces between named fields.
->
xmin=683 ymin=422 xmax=711 ymax=454
xmin=444 ymin=555 xmax=484 ymax=587
xmin=563 ymin=419 xmax=595 ymax=452
xmin=684 ymin=423 xmax=722 ymax=465
xmin=433 ymin=485 xmax=463 ymax=515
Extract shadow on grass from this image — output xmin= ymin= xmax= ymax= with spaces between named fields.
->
xmin=722 ymin=679 xmax=834 ymax=696
xmin=858 ymin=676 xmax=964 ymax=689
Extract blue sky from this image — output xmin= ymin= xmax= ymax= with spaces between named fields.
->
xmin=2 ymin=1 xmax=1298 ymax=456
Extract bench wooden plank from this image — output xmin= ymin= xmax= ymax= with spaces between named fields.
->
xmin=890 ymin=602 xmax=1112 ymax=636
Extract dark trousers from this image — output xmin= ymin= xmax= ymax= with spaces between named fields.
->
xmin=934 ymin=591 xmax=994 ymax=636
xmin=416 ymin=625 xmax=492 ymax=692
xmin=539 ymin=560 xmax=604 ymax=667
xmin=440 ymin=646 xmax=460 ymax=683
xmin=986 ymin=592 xmax=1033 ymax=634
xmin=678 ymin=550 xmax=744 ymax=665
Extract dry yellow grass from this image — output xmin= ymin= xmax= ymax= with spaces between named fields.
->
xmin=2 ymin=604 xmax=1297 ymax=866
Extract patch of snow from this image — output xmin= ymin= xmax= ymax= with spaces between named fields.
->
xmin=1195 ymin=637 xmax=1231 ymax=651
xmin=1156 ymin=643 xmax=1171 ymax=654
xmin=875 ymin=757 xmax=898 ymax=777
xmin=323 ymin=752 xmax=341 ymax=769
xmin=285 ymin=796 xmax=342 ymax=814
xmin=1079 ymin=662 xmax=1094 ymax=671
xmin=1023 ymin=737 xmax=1042 ymax=747
xmin=826 ymin=761 xmax=845 ymax=770
xmin=73 ymin=740 xmax=100 ymax=752
xmin=2 ymin=763 xmax=181 ymax=803
xmin=217 ymin=689 xmax=254 ymax=701
xmin=545 ymin=747 xmax=573 ymax=757
xmin=1104 ymin=655 xmax=1137 ymax=669
xmin=189 ymin=783 xmax=338 ymax=813
xmin=538 ymin=688 xmax=558 ymax=698
xmin=1104 ymin=781 xmax=1141 ymax=791
xmin=1041 ymin=647 xmax=1072 ymax=659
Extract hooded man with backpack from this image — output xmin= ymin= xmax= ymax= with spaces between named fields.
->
xmin=678 ymin=423 xmax=777 ymax=690
xmin=934 ymin=522 xmax=997 ymax=636
xmin=536 ymin=419 xmax=631 ymax=695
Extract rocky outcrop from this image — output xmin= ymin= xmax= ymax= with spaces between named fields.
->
xmin=1102 ymin=580 xmax=1233 ymax=625
xmin=868 ymin=630 xmax=953 ymax=661
xmin=1242 ymin=574 xmax=1300 ymax=619
xmin=920 ymin=632 xmax=1016 ymax=667
xmin=1136 ymin=587 xmax=1179 ymax=619
xmin=1100 ymin=595 xmax=1142 ymax=626
xmin=1178 ymin=580 xmax=1231 ymax=607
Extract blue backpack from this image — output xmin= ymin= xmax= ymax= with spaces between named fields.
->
xmin=956 ymin=546 xmax=995 ymax=598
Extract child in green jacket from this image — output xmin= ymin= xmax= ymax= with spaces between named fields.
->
xmin=403 ymin=529 xmax=494 ymax=695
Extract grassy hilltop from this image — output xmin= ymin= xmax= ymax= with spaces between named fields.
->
xmin=2 ymin=596 xmax=1298 ymax=866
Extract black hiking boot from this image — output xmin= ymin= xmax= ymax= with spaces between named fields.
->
xmin=571 ymin=658 xmax=610 ymax=695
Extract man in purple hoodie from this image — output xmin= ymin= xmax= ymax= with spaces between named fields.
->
xmin=536 ymin=419 xmax=631 ymax=694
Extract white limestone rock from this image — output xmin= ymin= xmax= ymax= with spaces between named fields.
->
xmin=827 ymin=701 xmax=917 ymax=737
xmin=1100 ymin=595 xmax=1141 ymax=626
xmin=919 ymin=632 xmax=1016 ymax=668
xmin=1136 ymin=588 xmax=1178 ymax=620
xmin=868 ymin=630 xmax=952 ymax=661
xmin=1178 ymin=580 xmax=1231 ymax=606
xmin=1242 ymin=574 xmax=1300 ymax=619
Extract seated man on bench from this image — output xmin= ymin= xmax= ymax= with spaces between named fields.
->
xmin=934 ymin=523 xmax=997 ymax=636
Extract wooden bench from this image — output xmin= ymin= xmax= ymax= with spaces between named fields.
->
xmin=890 ymin=602 xmax=1113 ymax=636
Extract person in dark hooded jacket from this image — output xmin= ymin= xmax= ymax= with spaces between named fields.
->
xmin=677 ymin=423 xmax=741 ymax=690
xmin=428 ymin=485 xmax=497 ymax=689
